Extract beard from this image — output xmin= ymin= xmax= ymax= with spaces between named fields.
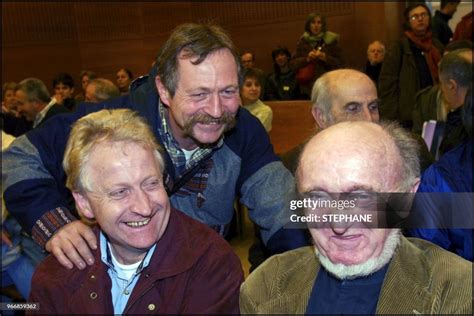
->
xmin=182 ymin=111 xmax=237 ymax=144
xmin=314 ymin=229 xmax=401 ymax=280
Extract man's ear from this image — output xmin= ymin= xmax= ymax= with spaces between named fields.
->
xmin=155 ymin=76 xmax=171 ymax=106
xmin=410 ymin=178 xmax=421 ymax=193
xmin=72 ymin=192 xmax=95 ymax=220
xmin=312 ymin=107 xmax=328 ymax=130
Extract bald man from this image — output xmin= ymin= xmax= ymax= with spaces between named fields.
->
xmin=281 ymin=69 xmax=379 ymax=174
xmin=240 ymin=121 xmax=472 ymax=314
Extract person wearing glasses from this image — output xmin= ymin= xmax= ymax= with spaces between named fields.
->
xmin=379 ymin=2 xmax=444 ymax=130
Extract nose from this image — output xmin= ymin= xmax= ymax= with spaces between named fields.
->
xmin=130 ymin=189 xmax=153 ymax=217
xmin=204 ymin=93 xmax=223 ymax=118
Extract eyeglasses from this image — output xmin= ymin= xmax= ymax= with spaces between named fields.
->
xmin=410 ymin=12 xmax=428 ymax=21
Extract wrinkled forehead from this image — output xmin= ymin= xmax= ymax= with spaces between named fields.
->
xmin=298 ymin=124 xmax=402 ymax=190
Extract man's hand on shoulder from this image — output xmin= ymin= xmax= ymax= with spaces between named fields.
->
xmin=45 ymin=221 xmax=97 ymax=270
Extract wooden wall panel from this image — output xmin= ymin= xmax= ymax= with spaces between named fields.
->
xmin=2 ymin=2 xmax=403 ymax=93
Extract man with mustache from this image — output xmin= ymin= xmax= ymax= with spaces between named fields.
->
xmin=240 ymin=121 xmax=472 ymax=314
xmin=3 ymin=23 xmax=305 ymax=270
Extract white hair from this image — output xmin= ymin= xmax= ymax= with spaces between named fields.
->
xmin=314 ymin=229 xmax=401 ymax=280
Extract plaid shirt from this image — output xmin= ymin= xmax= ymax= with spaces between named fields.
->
xmin=156 ymin=100 xmax=223 ymax=176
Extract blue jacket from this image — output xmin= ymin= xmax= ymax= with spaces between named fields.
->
xmin=3 ymin=74 xmax=308 ymax=253
xmin=407 ymin=140 xmax=473 ymax=261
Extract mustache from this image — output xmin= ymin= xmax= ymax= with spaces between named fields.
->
xmin=189 ymin=112 xmax=236 ymax=125
xmin=182 ymin=111 xmax=237 ymax=138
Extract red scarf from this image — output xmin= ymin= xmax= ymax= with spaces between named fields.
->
xmin=404 ymin=30 xmax=442 ymax=83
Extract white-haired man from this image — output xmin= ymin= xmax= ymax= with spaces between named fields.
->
xmin=240 ymin=121 xmax=471 ymax=314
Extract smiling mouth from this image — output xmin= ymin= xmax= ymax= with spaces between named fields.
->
xmin=125 ymin=218 xmax=150 ymax=227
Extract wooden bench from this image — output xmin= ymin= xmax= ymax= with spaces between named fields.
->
xmin=266 ymin=100 xmax=317 ymax=155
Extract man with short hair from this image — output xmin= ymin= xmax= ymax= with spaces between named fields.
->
xmin=29 ymin=109 xmax=243 ymax=314
xmin=437 ymin=47 xmax=472 ymax=155
xmin=52 ymin=72 xmax=77 ymax=111
xmin=15 ymin=78 xmax=68 ymax=128
xmin=85 ymin=78 xmax=120 ymax=103
xmin=240 ymin=121 xmax=472 ymax=314
xmin=432 ymin=0 xmax=461 ymax=45
xmin=281 ymin=69 xmax=380 ymax=174
xmin=3 ymin=23 xmax=305 ymax=270
xmin=364 ymin=40 xmax=385 ymax=87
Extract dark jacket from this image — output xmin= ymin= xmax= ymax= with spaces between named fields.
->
xmin=431 ymin=10 xmax=454 ymax=46
xmin=37 ymin=104 xmax=69 ymax=128
xmin=412 ymin=85 xmax=441 ymax=135
xmin=379 ymin=37 xmax=444 ymax=124
xmin=29 ymin=208 xmax=243 ymax=314
xmin=290 ymin=32 xmax=344 ymax=97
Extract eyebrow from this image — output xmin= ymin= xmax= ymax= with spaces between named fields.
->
xmin=302 ymin=185 xmax=376 ymax=195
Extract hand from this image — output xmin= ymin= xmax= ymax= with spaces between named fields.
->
xmin=1 ymin=230 xmax=13 ymax=247
xmin=307 ymin=49 xmax=319 ymax=61
xmin=53 ymin=93 xmax=64 ymax=105
xmin=45 ymin=221 xmax=97 ymax=270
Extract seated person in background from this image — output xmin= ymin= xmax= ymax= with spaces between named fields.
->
xmin=406 ymin=84 xmax=473 ymax=261
xmin=1 ymin=82 xmax=32 ymax=136
xmin=15 ymin=78 xmax=68 ymax=128
xmin=29 ymin=109 xmax=243 ymax=314
xmin=364 ymin=40 xmax=385 ymax=88
xmin=85 ymin=78 xmax=120 ymax=103
xmin=52 ymin=72 xmax=77 ymax=111
xmin=437 ymin=47 xmax=472 ymax=156
xmin=290 ymin=11 xmax=344 ymax=99
xmin=240 ymin=51 xmax=266 ymax=99
xmin=411 ymin=39 xmax=473 ymax=135
xmin=240 ymin=121 xmax=472 ymax=314
xmin=241 ymin=68 xmax=273 ymax=132
xmin=280 ymin=69 xmax=380 ymax=175
xmin=75 ymin=70 xmax=97 ymax=102
xmin=116 ymin=68 xmax=133 ymax=95
xmin=265 ymin=46 xmax=301 ymax=100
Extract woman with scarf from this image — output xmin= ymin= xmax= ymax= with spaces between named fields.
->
xmin=379 ymin=2 xmax=444 ymax=130
xmin=290 ymin=12 xmax=344 ymax=99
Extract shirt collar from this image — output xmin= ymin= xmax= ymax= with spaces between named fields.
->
xmin=33 ymin=98 xmax=56 ymax=127
xmin=99 ymin=230 xmax=156 ymax=273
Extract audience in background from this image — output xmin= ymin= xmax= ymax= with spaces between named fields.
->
xmin=1 ymin=82 xmax=32 ymax=137
xmin=407 ymin=83 xmax=473 ymax=261
xmin=116 ymin=68 xmax=133 ymax=95
xmin=15 ymin=78 xmax=68 ymax=128
xmin=431 ymin=0 xmax=461 ymax=46
xmin=412 ymin=39 xmax=473 ymax=135
xmin=52 ymin=72 xmax=77 ymax=111
xmin=241 ymin=68 xmax=273 ymax=132
xmin=2 ymin=82 xmax=19 ymax=116
xmin=240 ymin=51 xmax=266 ymax=99
xmin=379 ymin=2 xmax=444 ymax=130
xmin=85 ymin=78 xmax=120 ymax=103
xmin=75 ymin=70 xmax=97 ymax=102
xmin=265 ymin=46 xmax=301 ymax=100
xmin=364 ymin=40 xmax=385 ymax=89
xmin=453 ymin=10 xmax=473 ymax=41
xmin=291 ymin=11 xmax=344 ymax=99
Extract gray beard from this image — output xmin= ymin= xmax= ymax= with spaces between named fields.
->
xmin=314 ymin=229 xmax=401 ymax=280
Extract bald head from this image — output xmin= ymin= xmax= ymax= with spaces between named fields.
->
xmin=311 ymin=69 xmax=379 ymax=130
xmin=297 ymin=121 xmax=420 ymax=195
